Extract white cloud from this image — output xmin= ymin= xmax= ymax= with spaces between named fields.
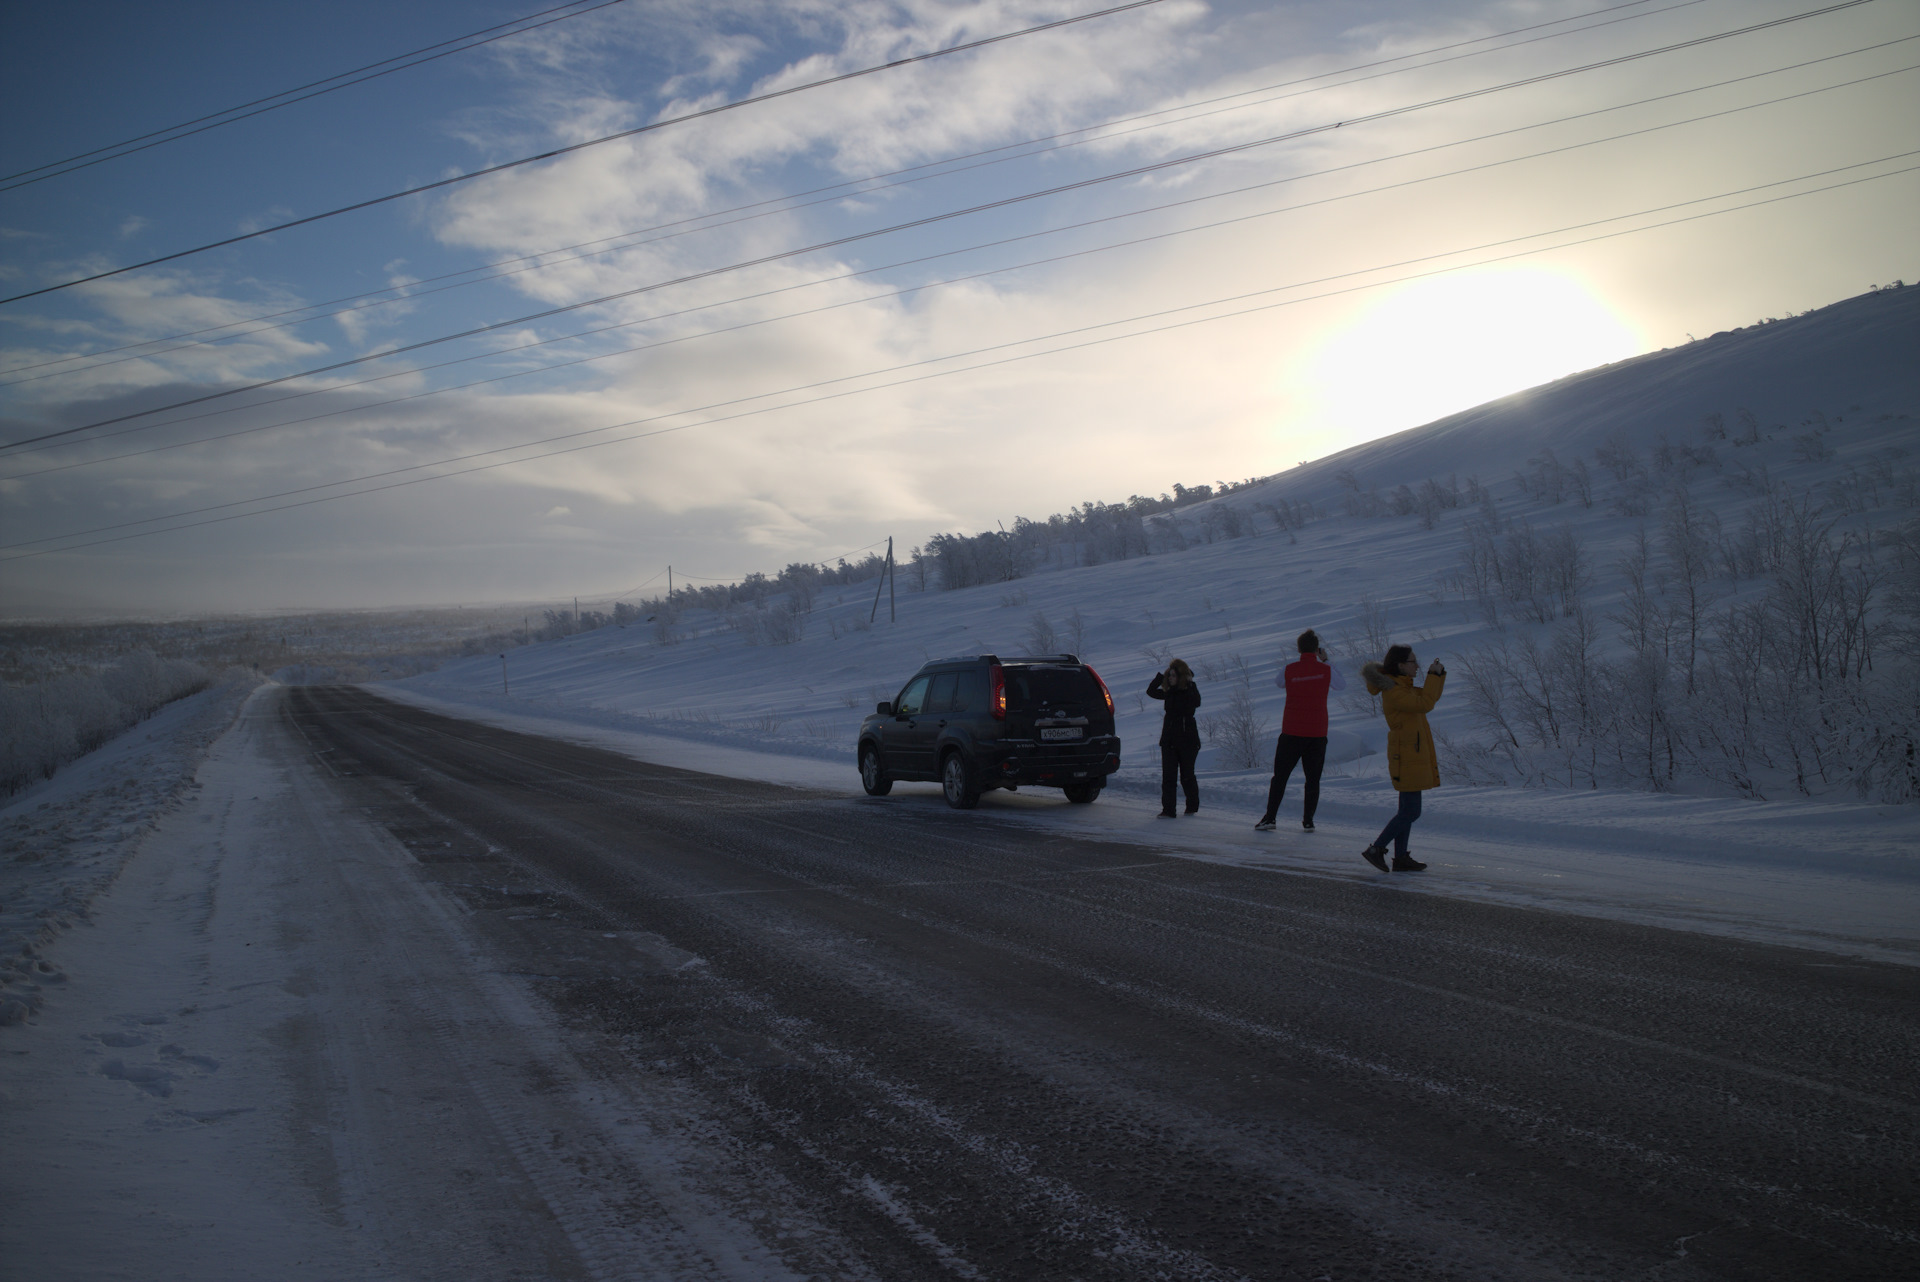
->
xmin=6 ymin=0 xmax=1917 ymax=611
xmin=0 ymin=269 xmax=332 ymax=407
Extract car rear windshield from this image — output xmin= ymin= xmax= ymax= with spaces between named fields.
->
xmin=1003 ymin=666 xmax=1102 ymax=712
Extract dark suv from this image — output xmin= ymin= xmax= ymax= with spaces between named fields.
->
xmin=857 ymin=654 xmax=1121 ymax=808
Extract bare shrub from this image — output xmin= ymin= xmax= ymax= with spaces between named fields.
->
xmin=1025 ymin=611 xmax=1057 ymax=654
xmin=1792 ymin=432 xmax=1834 ymax=463
xmin=1594 ymin=435 xmax=1644 ymax=483
xmin=729 ymin=602 xmax=807 ymax=646
xmin=1499 ymin=522 xmax=1558 ymax=624
xmin=1336 ymin=469 xmax=1387 ymax=517
xmin=0 ymin=651 xmax=210 ymax=794
xmin=760 ymin=606 xmax=806 ymax=645
xmin=1449 ymin=489 xmax=1915 ymax=802
xmin=1202 ymin=684 xmax=1268 ymax=770
xmin=1540 ymin=525 xmax=1590 ymax=617
xmin=1358 ymin=594 xmax=1392 ymax=654
xmin=1197 ymin=653 xmax=1250 ymax=685
xmin=1063 ymin=607 xmax=1088 ymax=656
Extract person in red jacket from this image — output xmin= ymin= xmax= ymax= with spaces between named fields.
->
xmin=1254 ymin=629 xmax=1345 ymax=832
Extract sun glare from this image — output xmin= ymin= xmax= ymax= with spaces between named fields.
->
xmin=1289 ymin=267 xmax=1643 ymax=450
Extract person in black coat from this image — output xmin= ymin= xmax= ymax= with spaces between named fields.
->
xmin=1147 ymin=659 xmax=1202 ymax=817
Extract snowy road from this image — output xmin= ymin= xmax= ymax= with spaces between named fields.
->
xmin=9 ymin=685 xmax=1917 ymax=1281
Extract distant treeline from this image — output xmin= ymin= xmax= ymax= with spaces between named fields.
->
xmin=632 ymin=479 xmax=1311 ymax=622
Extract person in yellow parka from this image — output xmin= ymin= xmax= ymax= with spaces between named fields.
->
xmin=1358 ymin=643 xmax=1446 ymax=873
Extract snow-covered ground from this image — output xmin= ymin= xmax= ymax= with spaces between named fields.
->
xmin=384 ymin=284 xmax=1920 ymax=962
xmin=0 ymin=679 xmax=257 ymax=1024
xmin=5 ymin=684 xmax=804 ymax=1280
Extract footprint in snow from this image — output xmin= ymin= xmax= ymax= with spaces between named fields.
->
xmin=154 ymin=1106 xmax=256 ymax=1129
xmin=100 ymin=1059 xmax=175 ymax=1098
xmin=159 ymin=1044 xmax=220 ymax=1072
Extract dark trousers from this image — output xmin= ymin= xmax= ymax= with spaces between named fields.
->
xmin=1373 ymin=789 xmax=1422 ymax=857
xmin=1160 ymin=742 xmax=1199 ymax=813
xmin=1261 ymin=733 xmax=1327 ymax=823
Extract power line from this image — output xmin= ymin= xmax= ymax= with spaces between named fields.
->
xmin=16 ymin=52 xmax=1908 ymax=479
xmin=0 ymin=0 xmax=1175 ymax=307
xmin=0 ymin=0 xmax=1709 ymax=385
xmin=612 ymin=568 xmax=667 ymax=598
xmin=4 ymin=0 xmax=1879 ymax=454
xmin=8 ymin=151 xmax=1911 ymax=560
xmin=0 ymin=0 xmax=631 ymax=191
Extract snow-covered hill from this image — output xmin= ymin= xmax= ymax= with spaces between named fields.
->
xmin=397 ymin=283 xmax=1917 ymax=781
xmin=1273 ymin=280 xmax=1919 ymax=508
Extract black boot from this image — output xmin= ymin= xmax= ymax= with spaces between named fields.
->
xmin=1361 ymin=844 xmax=1389 ymax=873
xmin=1391 ymin=852 xmax=1427 ymax=872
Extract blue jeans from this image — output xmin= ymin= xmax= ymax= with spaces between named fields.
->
xmin=1374 ymin=789 xmax=1422 ymax=857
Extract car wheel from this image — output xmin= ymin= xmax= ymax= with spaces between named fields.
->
xmin=941 ymin=752 xmax=980 ymax=809
xmin=1062 ymin=781 xmax=1101 ymax=804
xmin=859 ymin=747 xmax=892 ymax=796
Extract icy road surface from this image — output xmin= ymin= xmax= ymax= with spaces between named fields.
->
xmin=6 ymin=685 xmax=1916 ymax=1281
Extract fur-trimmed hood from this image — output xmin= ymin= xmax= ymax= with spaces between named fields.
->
xmin=1361 ymin=660 xmax=1398 ymax=695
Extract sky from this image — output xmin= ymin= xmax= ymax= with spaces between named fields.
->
xmin=0 ymin=0 xmax=1914 ymax=616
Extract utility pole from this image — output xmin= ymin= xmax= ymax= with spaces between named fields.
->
xmin=888 ymin=537 xmax=896 ymax=623
xmin=499 ymin=654 xmax=509 ymax=695
xmin=574 ymin=596 xmax=579 ymax=626
xmin=870 ymin=538 xmax=889 ymax=624
xmin=667 ymin=565 xmax=673 ymax=614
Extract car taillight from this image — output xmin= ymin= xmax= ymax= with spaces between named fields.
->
xmin=1085 ymin=664 xmax=1114 ymax=715
xmin=989 ymin=664 xmax=1006 ymax=720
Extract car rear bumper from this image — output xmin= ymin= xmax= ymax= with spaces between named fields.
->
xmin=988 ymin=738 xmax=1121 ymax=785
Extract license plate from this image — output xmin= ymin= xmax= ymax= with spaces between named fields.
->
xmin=1040 ymin=728 xmax=1083 ymax=741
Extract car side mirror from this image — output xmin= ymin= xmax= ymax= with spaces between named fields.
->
xmin=876 ymin=701 xmax=893 ymax=716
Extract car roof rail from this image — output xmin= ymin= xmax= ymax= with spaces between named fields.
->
xmin=1003 ymin=653 xmax=1080 ymax=664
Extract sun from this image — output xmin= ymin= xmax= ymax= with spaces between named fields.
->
xmin=1288 ymin=266 xmax=1644 ymax=449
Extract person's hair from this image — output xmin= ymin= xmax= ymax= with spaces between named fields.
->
xmin=1382 ymin=643 xmax=1414 ymax=674
xmin=1167 ymin=658 xmax=1194 ymax=687
xmin=1297 ymin=629 xmax=1320 ymax=654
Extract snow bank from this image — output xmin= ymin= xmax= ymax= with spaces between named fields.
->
xmin=0 ymin=679 xmax=259 ymax=1024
